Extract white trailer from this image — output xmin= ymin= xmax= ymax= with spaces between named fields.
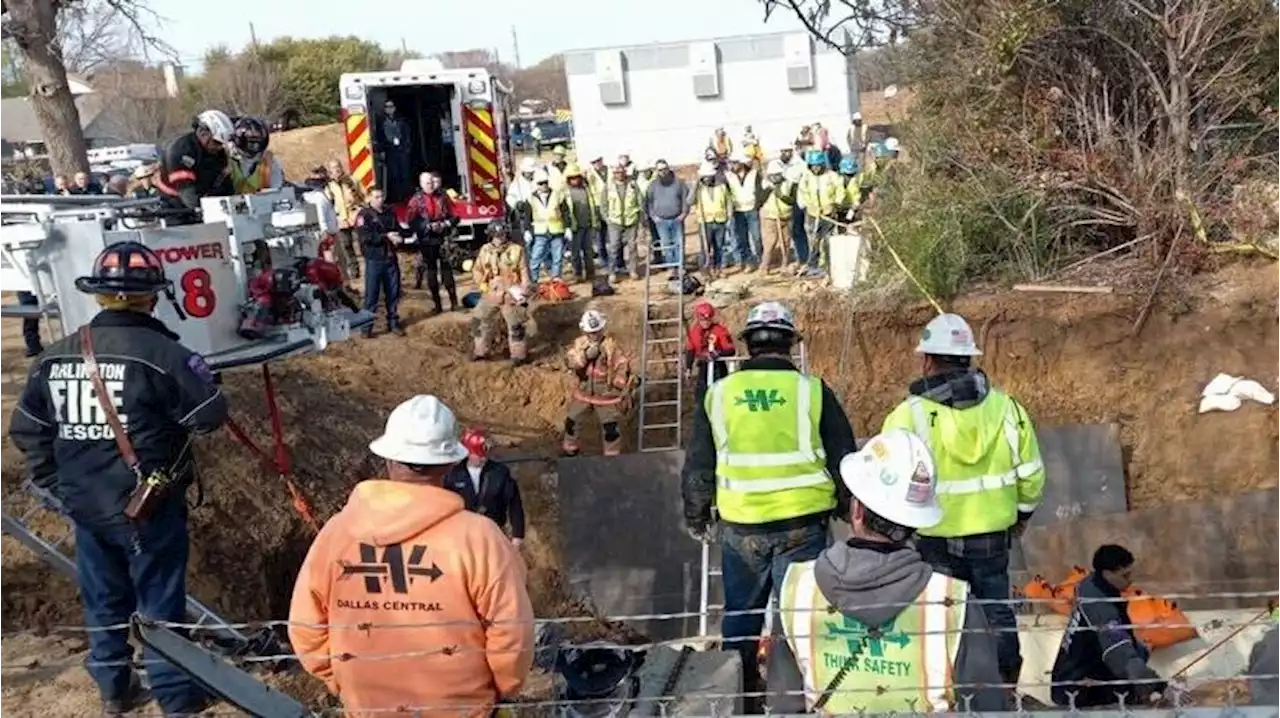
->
xmin=563 ymin=30 xmax=859 ymax=166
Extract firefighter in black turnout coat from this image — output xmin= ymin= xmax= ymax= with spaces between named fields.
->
xmin=8 ymin=241 xmax=229 ymax=716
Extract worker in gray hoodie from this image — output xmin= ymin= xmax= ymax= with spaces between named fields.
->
xmin=768 ymin=429 xmax=1008 ymax=715
xmin=643 ymin=159 xmax=690 ymax=276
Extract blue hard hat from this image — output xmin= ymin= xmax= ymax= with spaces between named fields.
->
xmin=805 ymin=150 xmax=828 ymax=167
xmin=838 ymin=157 xmax=859 ymax=175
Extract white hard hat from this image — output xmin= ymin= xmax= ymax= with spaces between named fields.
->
xmin=462 ymin=258 xmax=474 ymax=273
xmin=765 ymin=159 xmax=785 ymax=175
xmin=852 ymin=111 xmax=863 ymax=122
xmin=839 ymin=429 xmax=943 ymax=530
xmin=532 ymin=168 xmax=550 ymax=184
xmin=508 ymin=284 xmax=528 ymax=304
xmin=519 ymin=157 xmax=538 ymax=173
xmin=580 ymin=309 xmax=607 ymax=333
xmin=196 ymin=109 xmax=235 ymax=145
xmin=369 ymin=395 xmax=469 ymax=466
xmin=915 ymin=313 xmax=982 ymax=356
xmin=697 ymin=162 xmax=717 ymax=178
xmin=729 ymin=152 xmax=749 ymax=164
xmin=743 ymin=301 xmax=796 ymax=334
xmin=885 ymin=137 xmax=901 ymax=151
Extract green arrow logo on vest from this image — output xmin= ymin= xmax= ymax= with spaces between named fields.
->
xmin=734 ymin=388 xmax=787 ymax=412
xmin=825 ymin=614 xmax=912 ymax=658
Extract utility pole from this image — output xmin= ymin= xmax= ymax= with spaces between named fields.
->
xmin=248 ymin=22 xmax=259 ymax=54
xmin=401 ymin=38 xmax=409 ymax=54
xmin=511 ymin=25 xmax=521 ymax=70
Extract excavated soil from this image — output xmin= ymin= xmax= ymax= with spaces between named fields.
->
xmin=2 ymin=261 xmax=1276 ymax=713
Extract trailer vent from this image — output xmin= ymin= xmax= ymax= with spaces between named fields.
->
xmin=690 ymin=41 xmax=720 ymax=98
xmin=783 ymin=33 xmax=815 ymax=90
xmin=595 ymin=50 xmax=627 ymax=105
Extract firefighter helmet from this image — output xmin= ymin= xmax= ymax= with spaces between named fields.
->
xmin=195 ymin=109 xmax=235 ymax=146
xmin=232 ymin=116 xmax=270 ymax=160
xmin=486 ymin=220 xmax=509 ymax=240
xmin=461 ymin=427 xmax=488 ymax=458
xmin=579 ymin=309 xmax=607 ymax=333
xmin=75 ymin=241 xmax=171 ymax=296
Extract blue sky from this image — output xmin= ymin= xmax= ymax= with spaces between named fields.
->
xmin=143 ymin=0 xmax=808 ymax=72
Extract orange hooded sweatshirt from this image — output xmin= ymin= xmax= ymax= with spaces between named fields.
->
xmin=289 ymin=480 xmax=535 ymax=717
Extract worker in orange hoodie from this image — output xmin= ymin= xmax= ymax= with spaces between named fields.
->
xmin=684 ymin=301 xmax=736 ymax=408
xmin=288 ymin=394 xmax=535 ymax=717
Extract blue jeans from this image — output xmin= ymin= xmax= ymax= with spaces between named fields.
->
xmin=76 ymin=498 xmax=207 ymax=713
xmin=595 ymin=225 xmax=610 ymax=267
xmin=530 ymin=233 xmax=565 ymax=281
xmin=653 ymin=218 xmax=684 ymax=271
xmin=732 ymin=210 xmax=762 ymax=266
xmin=17 ymin=290 xmax=41 ymax=354
xmin=701 ymin=222 xmax=731 ymax=269
xmin=362 ymin=258 xmax=401 ymax=328
xmin=917 ymin=537 xmax=1021 ymax=677
xmin=721 ymin=520 xmax=828 ymax=689
xmin=791 ymin=208 xmax=809 ymax=264
xmin=805 ymin=215 xmax=837 ymax=271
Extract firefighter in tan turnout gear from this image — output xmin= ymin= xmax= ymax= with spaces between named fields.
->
xmin=471 ymin=220 xmax=532 ymax=365
xmin=562 ymin=309 xmax=633 ymax=457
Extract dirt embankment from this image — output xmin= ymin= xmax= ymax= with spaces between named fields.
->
xmin=2 ymin=262 xmax=1276 ymax=712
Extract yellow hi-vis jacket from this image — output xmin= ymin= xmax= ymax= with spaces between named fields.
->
xmin=230 ymin=151 xmax=278 ymax=194
xmin=705 ymin=370 xmax=836 ymax=524
xmin=529 ymin=189 xmax=568 ymax=235
xmin=779 ymin=561 xmax=969 ymax=713
xmin=602 ymin=181 xmax=642 ymax=226
xmin=694 ymin=183 xmax=731 ymax=224
xmin=726 ymin=169 xmax=760 ymax=213
xmin=881 ymin=389 xmax=1046 ymax=538
xmin=798 ymin=170 xmax=845 ymax=217
xmin=761 ymin=180 xmax=796 ymax=221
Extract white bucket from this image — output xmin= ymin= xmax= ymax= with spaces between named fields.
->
xmin=827 ymin=229 xmax=870 ymax=290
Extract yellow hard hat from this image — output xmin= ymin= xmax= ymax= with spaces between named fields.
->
xmin=564 ymin=163 xmax=583 ymax=178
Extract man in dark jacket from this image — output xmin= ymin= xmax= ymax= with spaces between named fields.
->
xmin=355 ymin=187 xmax=406 ymax=338
xmin=154 ymin=110 xmax=235 ymax=214
xmin=8 ymin=241 xmax=229 ymax=717
xmin=403 ymin=170 xmax=459 ymax=312
xmin=1051 ymin=544 xmax=1170 ymax=707
xmin=768 ymin=429 xmax=1007 ymax=714
xmin=445 ymin=427 xmax=526 ymax=547
xmin=681 ymin=301 xmax=858 ymax=707
xmin=375 ymin=99 xmax=413 ymax=202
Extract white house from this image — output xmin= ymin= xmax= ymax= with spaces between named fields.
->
xmin=563 ymin=30 xmax=859 ymax=166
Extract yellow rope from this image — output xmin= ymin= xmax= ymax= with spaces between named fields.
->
xmin=832 ymin=214 xmax=944 ymax=314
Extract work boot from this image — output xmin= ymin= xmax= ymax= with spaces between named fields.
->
xmin=24 ymin=344 xmax=42 ymax=358
xmin=390 ymin=325 xmax=406 ymax=337
xmin=361 ymin=326 xmax=375 ymax=339
xmin=102 ymin=674 xmax=150 ymax=716
xmin=511 ymin=356 xmax=528 ymax=367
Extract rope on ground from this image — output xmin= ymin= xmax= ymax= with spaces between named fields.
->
xmin=834 ymin=214 xmax=945 ymax=315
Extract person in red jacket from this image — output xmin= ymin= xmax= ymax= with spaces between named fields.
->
xmin=685 ymin=301 xmax=736 ymax=406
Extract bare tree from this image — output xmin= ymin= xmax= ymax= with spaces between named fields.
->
xmin=2 ymin=0 xmax=171 ymax=175
xmin=195 ymin=54 xmax=287 ymax=119
xmin=90 ymin=62 xmax=185 ymax=142
xmin=57 ymin=0 xmax=135 ymax=73
xmin=761 ymin=0 xmax=921 ymax=52
xmin=512 ymin=55 xmax=568 ymax=108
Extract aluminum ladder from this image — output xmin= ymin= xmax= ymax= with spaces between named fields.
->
xmin=635 ymin=226 xmax=689 ymax=452
xmin=697 ymin=343 xmax=809 ymax=639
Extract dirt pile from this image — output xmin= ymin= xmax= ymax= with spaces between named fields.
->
xmin=271 ymin=123 xmax=346 ymax=179
xmin=2 ymin=262 xmax=1277 ymax=710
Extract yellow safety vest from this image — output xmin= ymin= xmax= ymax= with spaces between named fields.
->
xmin=706 ymin=370 xmax=835 ymax=524
xmin=529 ymin=190 xmax=566 ymax=234
xmin=695 ymin=184 xmax=730 ymax=224
xmin=564 ymin=186 xmax=599 ymax=230
xmin=881 ymin=389 xmax=1046 ymax=537
xmin=780 ymin=562 xmax=968 ymax=713
xmin=587 ymin=169 xmax=606 ymax=199
xmin=726 ymin=170 xmax=759 ymax=213
xmin=798 ymin=171 xmax=844 ymax=216
xmin=843 ymin=175 xmax=863 ymax=207
xmin=761 ymin=180 xmax=795 ymax=221
xmin=603 ymin=181 xmax=641 ymax=226
xmin=547 ymin=163 xmax=568 ymax=191
xmin=229 ymin=151 xmax=275 ymax=194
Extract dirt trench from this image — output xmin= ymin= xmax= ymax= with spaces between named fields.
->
xmin=2 ymin=262 xmax=1277 ymax=708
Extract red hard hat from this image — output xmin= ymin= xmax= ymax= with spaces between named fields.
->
xmin=694 ymin=302 xmax=716 ymax=320
xmin=461 ymin=427 xmax=488 ymax=457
